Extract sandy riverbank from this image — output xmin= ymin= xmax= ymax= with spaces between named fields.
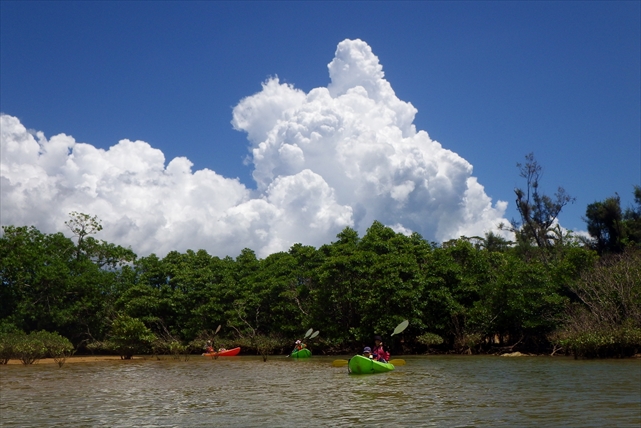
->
xmin=4 ymin=353 xmax=640 ymax=365
xmin=4 ymin=355 xmax=146 ymax=365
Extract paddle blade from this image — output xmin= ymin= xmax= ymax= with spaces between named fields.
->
xmin=332 ymin=359 xmax=349 ymax=367
xmin=391 ymin=320 xmax=409 ymax=336
xmin=389 ymin=359 xmax=406 ymax=366
xmin=304 ymin=328 xmax=313 ymax=339
xmin=309 ymin=331 xmax=319 ymax=339
xmin=215 ymin=324 xmax=222 ymax=335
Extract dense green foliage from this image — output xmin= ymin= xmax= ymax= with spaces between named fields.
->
xmin=583 ymin=186 xmax=641 ymax=255
xmin=0 ymin=330 xmax=74 ymax=365
xmin=4 ymin=216 xmax=637 ymax=358
xmin=1 ymin=163 xmax=639 ymax=359
xmin=86 ymin=314 xmax=156 ymax=359
xmin=551 ymin=250 xmax=641 ymax=358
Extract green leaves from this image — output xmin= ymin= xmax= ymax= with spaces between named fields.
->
xmin=554 ymin=250 xmax=641 ymax=358
xmin=0 ymin=330 xmax=73 ymax=365
xmin=585 ymin=187 xmax=641 ymax=254
xmin=11 ymin=331 xmax=48 ymax=365
xmin=416 ymin=332 xmax=443 ymax=346
xmin=2 ymin=212 xmax=633 ymax=358
xmin=88 ymin=314 xmax=156 ymax=360
xmin=503 ymin=153 xmax=575 ymax=254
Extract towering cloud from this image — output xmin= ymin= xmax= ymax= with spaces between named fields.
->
xmin=1 ymin=39 xmax=508 ymax=257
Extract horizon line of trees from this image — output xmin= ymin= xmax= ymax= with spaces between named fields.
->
xmin=1 ymin=155 xmax=640 ymax=362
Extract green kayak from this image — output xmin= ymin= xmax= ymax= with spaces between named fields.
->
xmin=290 ymin=348 xmax=312 ymax=358
xmin=348 ymin=355 xmax=395 ymax=374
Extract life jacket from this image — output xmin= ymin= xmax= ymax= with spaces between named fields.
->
xmin=372 ymin=344 xmax=389 ymax=362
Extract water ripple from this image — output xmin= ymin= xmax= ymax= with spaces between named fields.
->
xmin=1 ymin=355 xmax=639 ymax=427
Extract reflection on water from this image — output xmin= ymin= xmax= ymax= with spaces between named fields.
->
xmin=1 ymin=355 xmax=640 ymax=427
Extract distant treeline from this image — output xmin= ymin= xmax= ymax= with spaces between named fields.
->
xmin=1 ymin=163 xmax=640 ymax=360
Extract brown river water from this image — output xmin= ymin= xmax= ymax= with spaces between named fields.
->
xmin=1 ymin=355 xmax=639 ymax=427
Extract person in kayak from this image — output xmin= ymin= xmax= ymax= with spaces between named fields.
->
xmin=363 ymin=346 xmax=373 ymax=359
xmin=372 ymin=335 xmax=390 ymax=363
xmin=293 ymin=340 xmax=307 ymax=352
xmin=203 ymin=340 xmax=214 ymax=354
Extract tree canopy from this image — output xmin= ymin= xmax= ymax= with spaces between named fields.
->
xmin=1 ymin=167 xmax=639 ymax=359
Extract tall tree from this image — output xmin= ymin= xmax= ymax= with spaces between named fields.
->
xmin=65 ymin=212 xmax=102 ymax=261
xmin=584 ymin=194 xmax=625 ymax=254
xmin=623 ymin=185 xmax=641 ymax=247
xmin=503 ymin=153 xmax=575 ymax=251
xmin=584 ymin=187 xmax=641 ymax=254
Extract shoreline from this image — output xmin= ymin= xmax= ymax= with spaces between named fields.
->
xmin=3 ymin=355 xmax=145 ymax=365
xmin=3 ymin=352 xmax=640 ymax=365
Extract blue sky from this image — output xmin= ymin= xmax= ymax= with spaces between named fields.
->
xmin=1 ymin=1 xmax=639 ymax=256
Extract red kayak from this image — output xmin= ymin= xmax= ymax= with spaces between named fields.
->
xmin=203 ymin=347 xmax=241 ymax=357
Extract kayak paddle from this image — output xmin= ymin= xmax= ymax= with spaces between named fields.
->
xmin=391 ymin=320 xmax=409 ymax=336
xmin=287 ymin=328 xmax=315 ymax=357
xmin=332 ymin=358 xmax=405 ymax=367
xmin=332 ymin=320 xmax=409 ymax=367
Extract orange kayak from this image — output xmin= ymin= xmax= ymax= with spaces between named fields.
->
xmin=203 ymin=347 xmax=241 ymax=357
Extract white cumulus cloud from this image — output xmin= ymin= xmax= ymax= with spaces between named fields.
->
xmin=1 ymin=39 xmax=509 ymax=257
